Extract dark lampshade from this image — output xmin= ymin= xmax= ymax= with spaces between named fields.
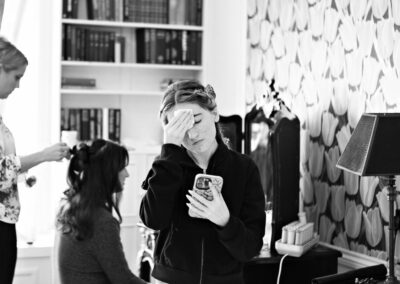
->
xmin=336 ymin=113 xmax=400 ymax=176
xmin=336 ymin=112 xmax=400 ymax=284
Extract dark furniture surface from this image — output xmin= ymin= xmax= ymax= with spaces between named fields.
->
xmin=219 ymin=114 xmax=243 ymax=153
xmin=244 ymin=245 xmax=342 ymax=284
xmin=311 ymin=264 xmax=387 ymax=284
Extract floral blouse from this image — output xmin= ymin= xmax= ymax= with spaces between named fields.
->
xmin=0 ymin=115 xmax=21 ymax=224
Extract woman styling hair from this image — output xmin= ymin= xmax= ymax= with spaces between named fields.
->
xmin=0 ymin=36 xmax=70 ymax=284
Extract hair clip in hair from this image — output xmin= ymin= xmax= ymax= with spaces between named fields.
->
xmin=70 ymin=145 xmax=77 ymax=155
xmin=205 ymin=84 xmax=215 ymax=98
xmin=63 ymin=188 xmax=76 ymax=198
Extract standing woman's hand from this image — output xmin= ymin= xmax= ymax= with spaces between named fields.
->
xmin=41 ymin=142 xmax=71 ymax=161
xmin=186 ymin=185 xmax=231 ymax=227
xmin=163 ymin=110 xmax=194 ymax=146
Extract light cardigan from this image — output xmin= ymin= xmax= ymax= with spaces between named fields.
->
xmin=0 ymin=115 xmax=22 ymax=224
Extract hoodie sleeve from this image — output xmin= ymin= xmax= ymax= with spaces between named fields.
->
xmin=139 ymin=144 xmax=188 ymax=230
xmin=216 ymin=161 xmax=266 ymax=262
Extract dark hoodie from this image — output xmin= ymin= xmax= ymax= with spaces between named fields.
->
xmin=140 ymin=143 xmax=266 ymax=284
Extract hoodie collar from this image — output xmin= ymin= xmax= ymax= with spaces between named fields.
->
xmin=180 ymin=141 xmax=230 ymax=172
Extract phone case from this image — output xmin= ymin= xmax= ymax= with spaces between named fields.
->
xmin=188 ymin=174 xmax=224 ymax=218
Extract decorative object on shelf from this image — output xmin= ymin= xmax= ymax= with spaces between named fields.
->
xmin=61 ymin=77 xmax=96 ymax=88
xmin=337 ymin=113 xmax=400 ymax=284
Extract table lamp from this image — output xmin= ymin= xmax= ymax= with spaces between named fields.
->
xmin=336 ymin=113 xmax=400 ymax=284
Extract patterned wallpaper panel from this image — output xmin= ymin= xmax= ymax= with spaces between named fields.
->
xmin=246 ymin=0 xmax=400 ymax=262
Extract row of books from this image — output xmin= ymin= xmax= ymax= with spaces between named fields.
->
xmin=136 ymin=29 xmax=202 ymax=65
xmin=123 ymin=0 xmax=168 ymax=24
xmin=62 ymin=0 xmax=202 ymax=26
xmin=61 ymin=108 xmax=121 ymax=142
xmin=63 ymin=25 xmax=125 ymax=62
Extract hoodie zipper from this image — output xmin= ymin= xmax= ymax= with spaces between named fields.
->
xmin=199 ymin=168 xmax=206 ymax=284
xmin=199 ymin=238 xmax=205 ymax=284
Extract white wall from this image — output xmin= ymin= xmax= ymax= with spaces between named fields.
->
xmin=203 ymin=0 xmax=247 ymax=118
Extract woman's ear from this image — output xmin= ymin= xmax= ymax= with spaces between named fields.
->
xmin=160 ymin=112 xmax=169 ymax=126
xmin=212 ymin=108 xmax=219 ymax=122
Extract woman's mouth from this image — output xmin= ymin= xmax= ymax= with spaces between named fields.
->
xmin=192 ymin=139 xmax=203 ymax=145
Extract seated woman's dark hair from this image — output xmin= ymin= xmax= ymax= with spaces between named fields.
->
xmin=56 ymin=139 xmax=129 ymax=240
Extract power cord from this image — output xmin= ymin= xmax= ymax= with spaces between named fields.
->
xmin=276 ymin=253 xmax=289 ymax=284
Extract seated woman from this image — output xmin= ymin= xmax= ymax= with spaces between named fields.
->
xmin=56 ymin=139 xmax=147 ymax=284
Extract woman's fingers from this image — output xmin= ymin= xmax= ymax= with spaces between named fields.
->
xmin=187 ymin=188 xmax=230 ymax=226
xmin=208 ymin=184 xmax=221 ymax=200
xmin=187 ymin=203 xmax=204 ymax=217
xmin=163 ymin=110 xmax=194 ymax=145
xmin=188 ymin=190 xmax=210 ymax=206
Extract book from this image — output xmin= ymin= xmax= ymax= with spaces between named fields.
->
xmin=115 ymin=34 xmax=126 ymax=63
xmin=169 ymin=0 xmax=185 ymax=25
xmin=80 ymin=109 xmax=90 ymax=141
xmin=108 ymin=108 xmax=115 ymax=141
xmin=114 ymin=109 xmax=121 ymax=143
xmin=89 ymin=108 xmax=96 ymax=140
xmin=155 ymin=29 xmax=166 ymax=64
xmin=102 ymin=107 xmax=109 ymax=140
xmin=96 ymin=109 xmax=103 ymax=139
xmin=170 ymin=30 xmax=179 ymax=64
xmin=136 ymin=28 xmax=151 ymax=63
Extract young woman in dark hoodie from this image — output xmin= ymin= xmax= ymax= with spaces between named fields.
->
xmin=140 ymin=80 xmax=266 ymax=284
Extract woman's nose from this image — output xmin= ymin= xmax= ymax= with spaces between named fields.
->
xmin=187 ymin=128 xmax=198 ymax=139
xmin=124 ymin=168 xmax=130 ymax=178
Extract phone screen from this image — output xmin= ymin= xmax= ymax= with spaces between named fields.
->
xmin=189 ymin=174 xmax=223 ymax=218
xmin=195 ymin=176 xmax=211 ymax=190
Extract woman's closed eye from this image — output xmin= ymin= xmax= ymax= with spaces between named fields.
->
xmin=193 ymin=114 xmax=202 ymax=124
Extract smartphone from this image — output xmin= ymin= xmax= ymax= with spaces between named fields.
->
xmin=189 ymin=174 xmax=224 ymax=218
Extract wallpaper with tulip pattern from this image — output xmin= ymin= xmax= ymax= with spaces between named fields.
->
xmin=246 ymin=0 xmax=400 ymax=262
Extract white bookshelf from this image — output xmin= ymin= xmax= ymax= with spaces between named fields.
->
xmin=61 ymin=89 xmax=164 ymax=96
xmin=62 ymin=18 xmax=204 ymax=31
xmin=61 ymin=60 xmax=203 ymax=70
xmin=57 ymin=7 xmax=204 ymax=142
